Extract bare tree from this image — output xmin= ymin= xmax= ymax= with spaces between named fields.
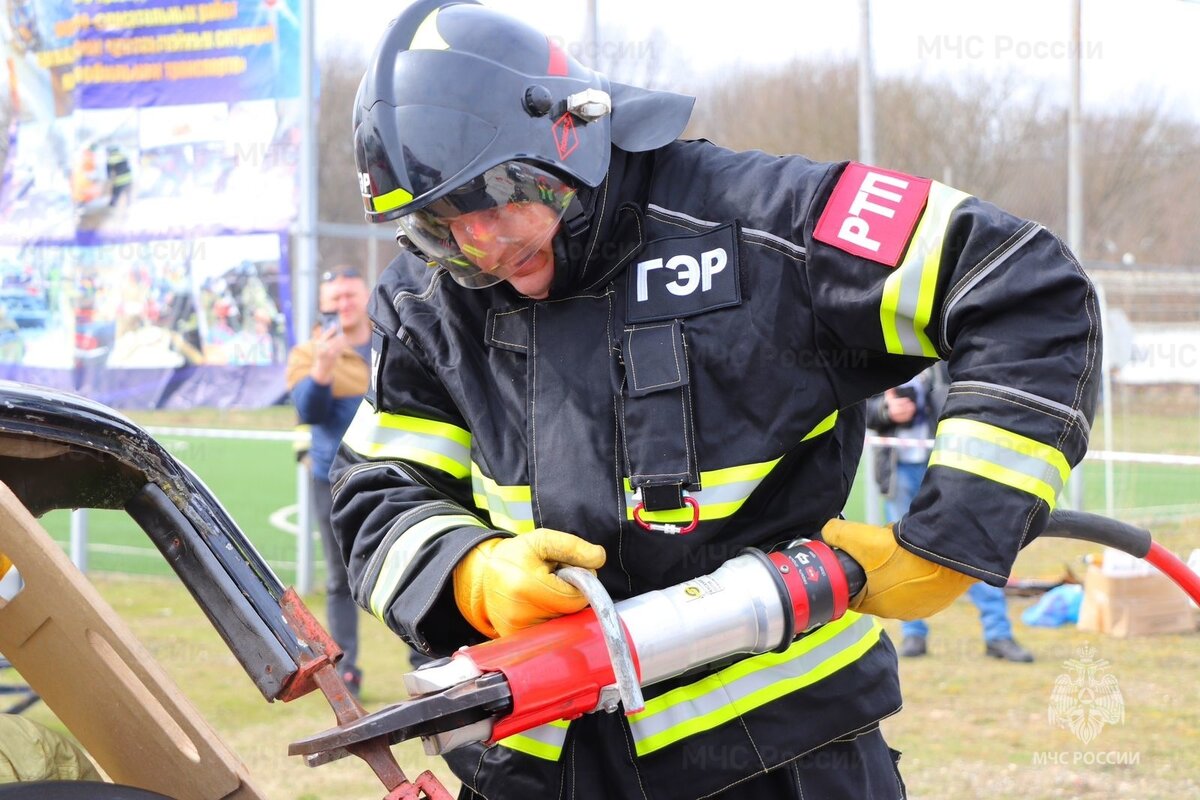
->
xmin=315 ymin=46 xmax=375 ymax=273
xmin=685 ymin=58 xmax=1200 ymax=266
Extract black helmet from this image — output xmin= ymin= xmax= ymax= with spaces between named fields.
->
xmin=353 ymin=0 xmax=694 ymax=225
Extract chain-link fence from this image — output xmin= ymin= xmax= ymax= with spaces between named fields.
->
xmin=1087 ymin=261 xmax=1200 ymax=525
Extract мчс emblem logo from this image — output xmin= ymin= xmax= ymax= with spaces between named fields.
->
xmin=1047 ymin=644 xmax=1125 ymax=744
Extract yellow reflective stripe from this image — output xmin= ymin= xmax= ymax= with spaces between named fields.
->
xmin=375 ymin=412 xmax=471 ymax=448
xmin=880 ymin=182 xmax=971 ymax=357
xmin=622 ymin=413 xmax=836 ymax=524
xmin=801 ymin=410 xmax=838 ymax=441
xmin=471 ymin=463 xmax=535 ymax=534
xmin=342 ymin=401 xmax=471 ymax=479
xmin=627 ymin=613 xmax=882 ymax=756
xmin=497 ymin=720 xmax=569 ymax=761
xmin=368 ymin=513 xmax=486 ymax=621
xmin=627 ymin=499 xmax=751 ymax=524
xmin=623 ymin=456 xmax=784 ymax=523
xmin=371 ymin=186 xmax=414 ymax=214
xmin=929 ymin=418 xmax=1071 ymax=508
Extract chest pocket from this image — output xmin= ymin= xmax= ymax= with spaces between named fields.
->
xmin=617 ymin=223 xmax=742 ymax=525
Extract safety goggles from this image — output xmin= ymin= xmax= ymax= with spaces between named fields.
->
xmin=395 ymin=161 xmax=577 ymax=289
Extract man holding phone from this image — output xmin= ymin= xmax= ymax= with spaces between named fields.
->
xmin=285 ymin=266 xmax=372 ymax=694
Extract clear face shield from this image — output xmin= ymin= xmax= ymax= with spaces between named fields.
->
xmin=395 ymin=162 xmax=577 ymax=289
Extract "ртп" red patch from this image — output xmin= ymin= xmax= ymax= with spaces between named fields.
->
xmin=813 ymin=162 xmax=931 ymax=268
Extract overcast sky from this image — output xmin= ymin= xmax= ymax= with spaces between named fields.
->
xmin=319 ymin=0 xmax=1200 ymax=120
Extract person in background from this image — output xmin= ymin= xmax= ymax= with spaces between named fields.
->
xmin=867 ymin=363 xmax=1034 ymax=663
xmin=285 ymin=267 xmax=372 ymax=695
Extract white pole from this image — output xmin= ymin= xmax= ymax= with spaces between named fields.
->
xmin=1067 ymin=0 xmax=1084 ymax=253
xmin=1066 ymin=0 xmax=1085 ymax=511
xmin=857 ymin=0 xmax=876 ymax=164
xmin=864 ymin=439 xmax=883 ymax=525
xmin=296 ymin=462 xmax=313 ymax=595
xmin=584 ymin=0 xmax=598 ymax=65
xmin=298 ymin=0 xmax=316 ymax=337
xmin=295 ymin=0 xmax=317 ymax=592
xmin=69 ymin=509 xmax=88 ymax=573
xmin=1096 ymin=284 xmax=1115 ymax=517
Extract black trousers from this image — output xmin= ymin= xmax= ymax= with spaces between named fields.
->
xmin=456 ymin=726 xmax=905 ymax=800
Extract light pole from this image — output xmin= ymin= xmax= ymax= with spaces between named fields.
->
xmin=857 ymin=0 xmax=876 ymax=164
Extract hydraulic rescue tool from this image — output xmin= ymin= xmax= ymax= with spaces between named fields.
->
xmin=1 ymin=381 xmax=1198 ymax=800
xmin=292 ymin=538 xmax=866 ymax=760
xmin=290 ymin=509 xmax=1200 ymax=770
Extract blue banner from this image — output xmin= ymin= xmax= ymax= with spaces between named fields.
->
xmin=0 ymin=0 xmax=303 ymax=407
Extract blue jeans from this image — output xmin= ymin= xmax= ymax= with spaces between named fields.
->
xmin=887 ymin=461 xmax=1014 ymax=643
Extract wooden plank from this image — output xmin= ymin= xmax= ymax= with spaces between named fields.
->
xmin=0 ymin=480 xmax=265 ymax=799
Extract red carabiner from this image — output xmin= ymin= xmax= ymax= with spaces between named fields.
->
xmin=633 ymin=496 xmax=700 ymax=535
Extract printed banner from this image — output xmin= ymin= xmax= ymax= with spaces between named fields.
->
xmin=0 ymin=232 xmax=292 ymax=407
xmin=0 ymin=0 xmax=303 ymax=407
xmin=1112 ymin=327 xmax=1200 ymax=385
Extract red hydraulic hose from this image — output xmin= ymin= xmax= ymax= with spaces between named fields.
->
xmin=1145 ymin=541 xmax=1200 ymax=606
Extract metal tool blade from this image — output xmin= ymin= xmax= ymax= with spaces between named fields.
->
xmin=289 ymin=672 xmax=512 ymax=756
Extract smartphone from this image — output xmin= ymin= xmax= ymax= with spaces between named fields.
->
xmin=318 ymin=311 xmax=341 ymax=334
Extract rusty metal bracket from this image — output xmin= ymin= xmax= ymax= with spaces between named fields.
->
xmin=280 ymin=590 xmax=452 ymax=799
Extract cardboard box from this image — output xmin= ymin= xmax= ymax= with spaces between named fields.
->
xmin=1077 ymin=564 xmax=1197 ymax=637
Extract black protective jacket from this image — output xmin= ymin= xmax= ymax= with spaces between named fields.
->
xmin=331 ymin=140 xmax=1100 ymax=799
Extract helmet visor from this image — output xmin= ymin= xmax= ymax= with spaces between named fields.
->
xmin=396 ymin=161 xmax=576 ymax=289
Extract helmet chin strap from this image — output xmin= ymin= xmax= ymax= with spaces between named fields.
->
xmin=546 ymin=178 xmax=604 ymax=298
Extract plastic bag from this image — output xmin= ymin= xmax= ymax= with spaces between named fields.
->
xmin=1020 ymin=583 xmax=1084 ymax=628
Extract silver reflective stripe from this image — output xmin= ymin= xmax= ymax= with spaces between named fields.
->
xmin=940 ymin=222 xmax=1040 ymax=353
xmin=497 ymin=720 xmax=570 ymax=760
xmin=342 ymin=401 xmax=471 ymax=479
xmin=367 ymin=513 xmax=485 ymax=621
xmin=645 ymin=203 xmax=806 ymax=257
xmin=471 ymin=464 xmax=534 ymax=534
xmin=928 ymin=418 xmax=1070 ymax=508
xmin=627 ymin=614 xmax=881 ymax=756
xmin=880 ymin=183 xmax=971 ymax=357
xmin=949 ymin=380 xmax=1091 ymax=440
xmin=646 ymin=203 xmax=719 ymax=229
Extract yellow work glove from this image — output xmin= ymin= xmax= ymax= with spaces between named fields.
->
xmin=821 ymin=519 xmax=976 ymax=621
xmin=453 ymin=528 xmax=607 ymax=638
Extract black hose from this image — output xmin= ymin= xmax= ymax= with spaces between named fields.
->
xmin=1041 ymin=509 xmax=1152 ymax=559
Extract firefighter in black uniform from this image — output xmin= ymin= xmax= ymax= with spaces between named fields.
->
xmin=333 ymin=3 xmax=1101 ymax=798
